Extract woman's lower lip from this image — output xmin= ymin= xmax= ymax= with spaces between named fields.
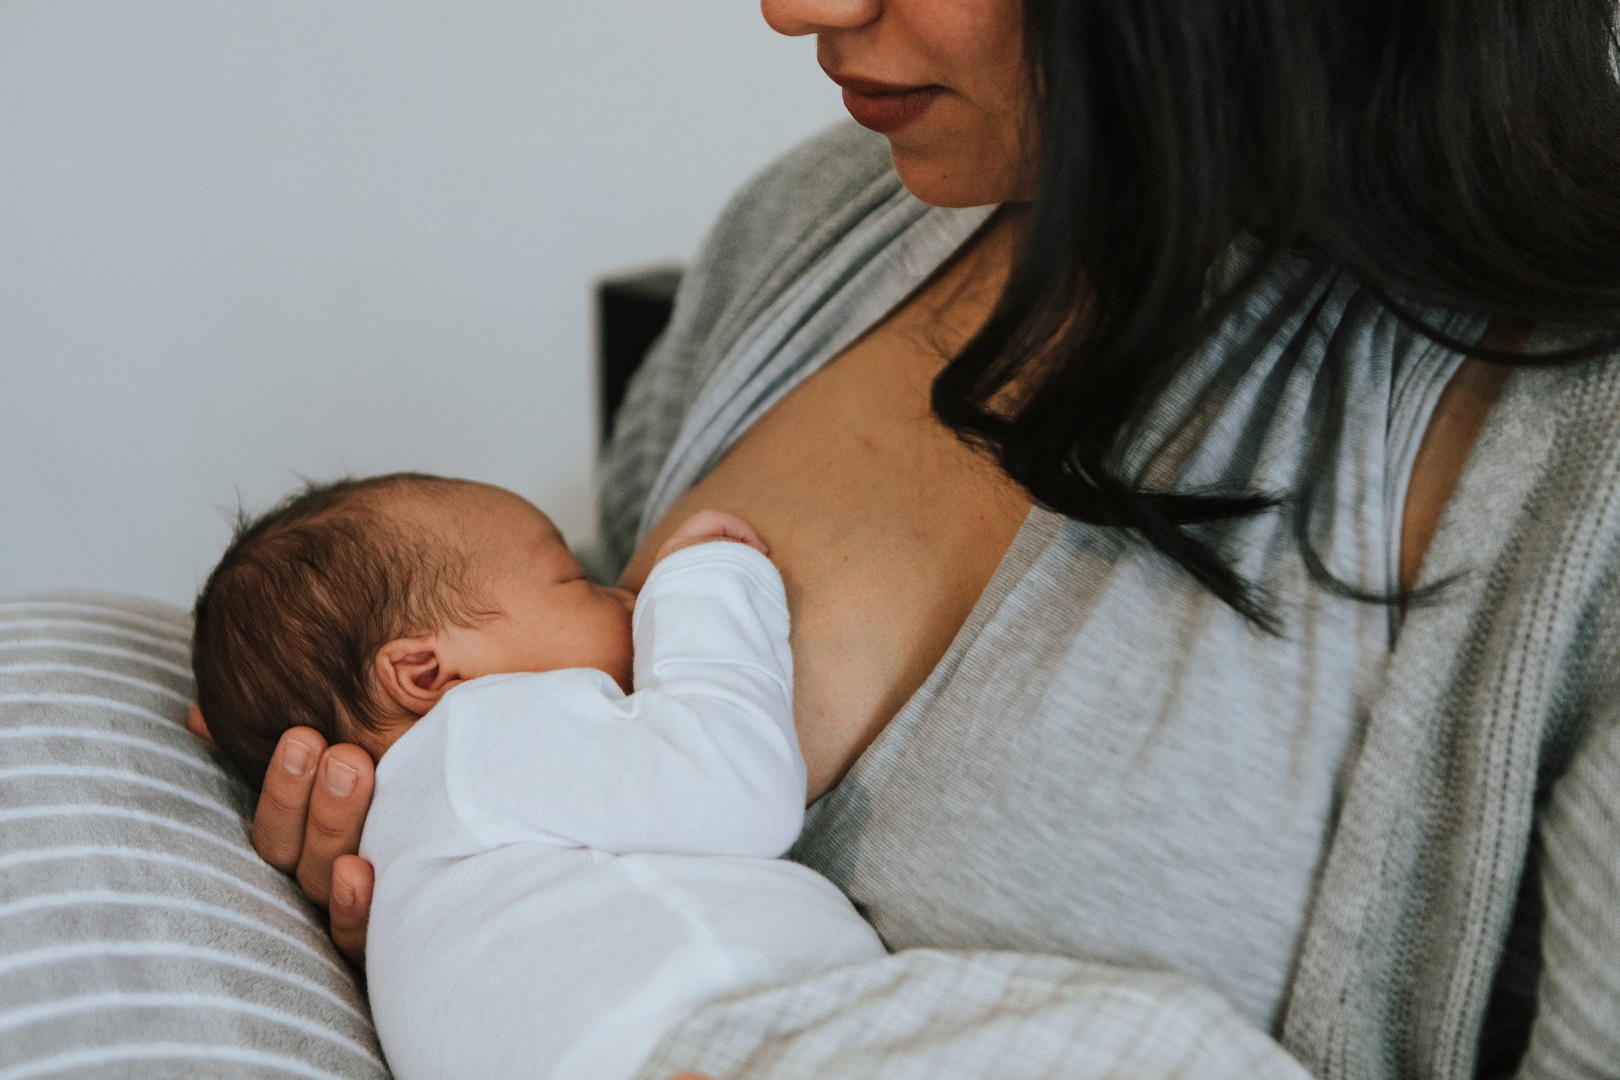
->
xmin=841 ymin=85 xmax=944 ymax=135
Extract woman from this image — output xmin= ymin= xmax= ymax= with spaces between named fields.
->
xmin=242 ymin=0 xmax=1620 ymax=1075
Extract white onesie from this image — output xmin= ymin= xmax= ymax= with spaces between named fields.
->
xmin=359 ymin=542 xmax=886 ymax=1080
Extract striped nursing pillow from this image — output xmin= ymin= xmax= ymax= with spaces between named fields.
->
xmin=0 ymin=593 xmax=388 ymax=1079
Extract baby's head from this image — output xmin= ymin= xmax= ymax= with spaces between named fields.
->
xmin=192 ymin=473 xmax=634 ymax=787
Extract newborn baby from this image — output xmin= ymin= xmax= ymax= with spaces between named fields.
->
xmin=191 ymin=472 xmax=884 ymax=1080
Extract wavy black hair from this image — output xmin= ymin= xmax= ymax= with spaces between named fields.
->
xmin=934 ymin=0 xmax=1620 ymax=629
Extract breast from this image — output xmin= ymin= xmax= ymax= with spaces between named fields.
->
xmin=622 ymin=317 xmax=1032 ymax=800
xmin=781 ymin=265 xmax=1448 ymax=1030
xmin=620 ymin=213 xmax=1034 ymax=800
xmin=791 ymin=500 xmax=1391 ymax=1031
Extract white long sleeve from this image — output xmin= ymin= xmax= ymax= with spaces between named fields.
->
xmin=413 ymin=541 xmax=804 ymax=860
xmin=361 ymin=542 xmax=882 ymax=1080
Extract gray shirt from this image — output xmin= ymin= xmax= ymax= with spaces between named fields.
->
xmin=603 ymin=122 xmax=1620 ymax=1079
xmin=627 ymin=148 xmax=1477 ymax=1032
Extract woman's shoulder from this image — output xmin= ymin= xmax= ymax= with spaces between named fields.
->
xmin=679 ymin=122 xmax=902 ymax=333
xmin=1430 ymin=334 xmax=1620 ymax=741
xmin=707 ymin=121 xmax=900 ymax=253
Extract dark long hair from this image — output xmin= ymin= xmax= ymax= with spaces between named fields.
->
xmin=934 ymin=0 xmax=1620 ymax=629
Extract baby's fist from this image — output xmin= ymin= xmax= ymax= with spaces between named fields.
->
xmin=655 ymin=510 xmax=769 ymax=564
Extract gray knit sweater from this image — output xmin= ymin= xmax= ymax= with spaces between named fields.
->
xmin=604 ymin=124 xmax=1620 ymax=1080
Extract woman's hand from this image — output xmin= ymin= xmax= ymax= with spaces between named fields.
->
xmin=252 ymin=725 xmax=377 ymax=968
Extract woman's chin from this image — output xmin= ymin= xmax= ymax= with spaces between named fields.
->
xmin=888 ymin=147 xmax=1023 ymax=210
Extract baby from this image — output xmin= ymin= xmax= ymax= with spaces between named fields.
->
xmin=191 ymin=472 xmax=885 ymax=1080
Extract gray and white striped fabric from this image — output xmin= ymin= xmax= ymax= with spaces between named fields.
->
xmin=0 ymin=592 xmax=388 ymax=1080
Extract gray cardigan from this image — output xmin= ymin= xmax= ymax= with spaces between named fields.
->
xmin=603 ymin=123 xmax=1620 ymax=1079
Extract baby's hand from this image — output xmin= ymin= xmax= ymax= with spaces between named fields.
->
xmin=655 ymin=509 xmax=769 ymax=564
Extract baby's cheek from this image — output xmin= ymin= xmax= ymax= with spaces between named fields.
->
xmin=588 ymin=597 xmax=632 ymax=660
xmin=613 ymin=607 xmax=635 ymax=665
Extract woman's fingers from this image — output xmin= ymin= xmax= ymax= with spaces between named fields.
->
xmin=294 ymin=744 xmax=375 ymax=906
xmin=252 ymin=731 xmax=376 ymax=968
xmin=252 ymin=727 xmax=327 ymax=872
xmin=329 ymin=854 xmax=374 ymax=969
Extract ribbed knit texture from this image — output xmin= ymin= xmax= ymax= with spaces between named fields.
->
xmin=1279 ymin=352 xmax=1620 ymax=1079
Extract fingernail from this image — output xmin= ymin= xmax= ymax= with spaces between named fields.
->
xmin=281 ymin=740 xmax=315 ymax=778
xmin=325 ymin=758 xmax=357 ymax=798
xmin=333 ymin=877 xmax=356 ymax=909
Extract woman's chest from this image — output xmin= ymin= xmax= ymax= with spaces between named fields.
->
xmin=629 ymin=317 xmax=1033 ymax=798
xmin=791 ymin=509 xmax=1394 ymax=1031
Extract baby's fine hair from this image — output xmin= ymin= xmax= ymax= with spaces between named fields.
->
xmin=192 ymin=472 xmax=492 ymax=789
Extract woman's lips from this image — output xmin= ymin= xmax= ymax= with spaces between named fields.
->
xmin=832 ymin=76 xmax=945 ymax=135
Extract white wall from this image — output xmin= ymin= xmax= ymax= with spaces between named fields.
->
xmin=0 ymin=1 xmax=849 ymax=608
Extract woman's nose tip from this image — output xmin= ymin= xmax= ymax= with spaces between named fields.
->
xmin=761 ymin=0 xmax=882 ymax=36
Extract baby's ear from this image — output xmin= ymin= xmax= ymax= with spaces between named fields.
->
xmin=374 ymin=636 xmax=455 ymax=717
